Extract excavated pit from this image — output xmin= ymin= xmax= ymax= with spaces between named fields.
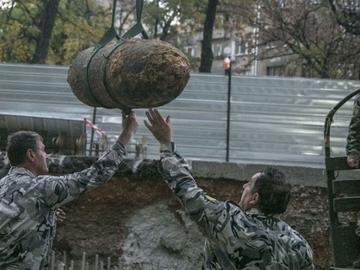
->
xmin=53 ymin=175 xmax=331 ymax=269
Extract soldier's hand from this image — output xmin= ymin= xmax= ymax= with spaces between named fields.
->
xmin=347 ymin=156 xmax=359 ymax=168
xmin=119 ymin=111 xmax=138 ymax=145
xmin=55 ymin=208 xmax=66 ymax=224
xmin=144 ymin=109 xmax=172 ymax=144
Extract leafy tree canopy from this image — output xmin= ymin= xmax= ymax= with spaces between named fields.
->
xmin=0 ymin=0 xmax=207 ymax=65
xmin=0 ymin=0 xmax=113 ymax=64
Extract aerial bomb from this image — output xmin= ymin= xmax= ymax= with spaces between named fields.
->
xmin=67 ymin=38 xmax=190 ymax=109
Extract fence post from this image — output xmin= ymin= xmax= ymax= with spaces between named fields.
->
xmin=89 ymin=107 xmax=97 ymax=156
xmin=57 ymin=262 xmax=65 ymax=270
xmin=83 ymin=118 xmax=87 ymax=155
xmin=118 ymin=257 xmax=122 ymax=268
xmin=95 ymin=254 xmax=99 ymax=270
xmin=62 ymin=251 xmax=67 ymax=267
xmin=81 ymin=251 xmax=86 ymax=270
xmin=50 ymin=251 xmax=56 ymax=270
xmin=107 ymin=257 xmax=111 ymax=270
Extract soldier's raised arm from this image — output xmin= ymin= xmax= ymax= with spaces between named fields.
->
xmin=0 ymin=111 xmax=138 ymax=268
xmin=144 ymin=108 xmax=314 ymax=270
xmin=39 ymin=111 xmax=138 ymax=208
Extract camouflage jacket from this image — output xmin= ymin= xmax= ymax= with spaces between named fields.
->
xmin=0 ymin=142 xmax=126 ymax=270
xmin=346 ymin=94 xmax=360 ymax=159
xmin=159 ymin=145 xmax=315 ymax=270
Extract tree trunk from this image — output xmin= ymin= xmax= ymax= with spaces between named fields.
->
xmin=32 ymin=0 xmax=60 ymax=63
xmin=67 ymin=39 xmax=190 ymax=109
xmin=199 ymin=0 xmax=218 ymax=73
xmin=160 ymin=10 xmax=178 ymax=41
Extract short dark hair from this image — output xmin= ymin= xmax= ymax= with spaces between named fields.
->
xmin=6 ymin=131 xmax=43 ymax=166
xmin=253 ymin=167 xmax=291 ymax=215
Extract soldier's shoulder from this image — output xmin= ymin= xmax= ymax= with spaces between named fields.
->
xmin=349 ymin=94 xmax=360 ymax=117
xmin=1 ymin=173 xmax=41 ymax=191
xmin=355 ymin=94 xmax=360 ymax=105
xmin=0 ymin=172 xmax=13 ymax=186
xmin=274 ymin=218 xmax=301 ymax=239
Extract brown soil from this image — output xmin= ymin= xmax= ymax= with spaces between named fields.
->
xmin=55 ymin=176 xmax=331 ymax=269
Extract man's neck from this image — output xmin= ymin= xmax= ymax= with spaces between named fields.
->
xmin=19 ymin=163 xmax=38 ymax=177
xmin=246 ymin=208 xmax=263 ymax=215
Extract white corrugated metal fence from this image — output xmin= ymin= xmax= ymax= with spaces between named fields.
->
xmin=0 ymin=63 xmax=359 ymax=168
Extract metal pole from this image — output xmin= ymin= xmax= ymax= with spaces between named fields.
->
xmin=118 ymin=0 xmax=122 ymax=36
xmin=82 ymin=118 xmax=87 ymax=155
xmin=225 ymin=62 xmax=232 ymax=162
xmin=89 ymin=107 xmax=97 ymax=155
xmin=253 ymin=4 xmax=261 ymax=76
xmin=50 ymin=250 xmax=55 ymax=270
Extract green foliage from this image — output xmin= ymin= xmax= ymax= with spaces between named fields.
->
xmin=50 ymin=0 xmax=112 ymax=64
xmin=0 ymin=0 xmax=209 ymax=65
xmin=0 ymin=0 xmax=111 ymax=65
xmin=187 ymin=55 xmax=201 ymax=71
xmin=0 ymin=21 xmax=34 ymax=62
xmin=143 ymin=0 xmax=206 ymax=41
xmin=0 ymin=0 xmax=39 ymax=62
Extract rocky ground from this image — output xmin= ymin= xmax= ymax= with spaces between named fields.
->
xmin=54 ymin=176 xmax=332 ymax=269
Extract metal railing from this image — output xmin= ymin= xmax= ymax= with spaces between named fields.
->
xmin=49 ymin=251 xmax=115 ymax=270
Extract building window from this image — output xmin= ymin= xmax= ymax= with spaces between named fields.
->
xmin=235 ymin=40 xmax=246 ymax=55
xmin=266 ymin=65 xmax=285 ymax=76
xmin=244 ymin=42 xmax=249 ymax=55
xmin=217 ymin=44 xmax=223 ymax=56
xmin=212 ymin=44 xmax=223 ymax=57
xmin=187 ymin=47 xmax=193 ymax=56
xmin=184 ymin=46 xmax=194 ymax=57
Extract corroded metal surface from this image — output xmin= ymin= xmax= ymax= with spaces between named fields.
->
xmin=67 ymin=39 xmax=190 ymax=109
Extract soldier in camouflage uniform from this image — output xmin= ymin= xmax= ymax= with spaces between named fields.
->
xmin=346 ymin=94 xmax=360 ymax=168
xmin=0 ymin=112 xmax=138 ymax=270
xmin=0 ymin=151 xmax=10 ymax=179
xmin=346 ymin=95 xmax=360 ymax=268
xmin=145 ymin=108 xmax=315 ymax=270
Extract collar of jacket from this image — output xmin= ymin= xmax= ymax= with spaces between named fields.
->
xmin=9 ymin=166 xmax=35 ymax=177
xmin=246 ymin=208 xmax=265 ymax=216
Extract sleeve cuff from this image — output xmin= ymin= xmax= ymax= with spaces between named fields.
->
xmin=160 ymin=142 xmax=175 ymax=153
xmin=112 ymin=141 xmax=127 ymax=155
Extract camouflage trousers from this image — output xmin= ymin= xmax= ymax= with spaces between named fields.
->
xmin=2 ymin=264 xmax=20 ymax=270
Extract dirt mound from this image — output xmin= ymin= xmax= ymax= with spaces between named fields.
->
xmin=54 ymin=177 xmax=331 ymax=269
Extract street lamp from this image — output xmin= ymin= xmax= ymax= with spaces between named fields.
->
xmin=224 ymin=56 xmax=232 ymax=162
xmin=223 ymin=55 xmax=231 ymax=75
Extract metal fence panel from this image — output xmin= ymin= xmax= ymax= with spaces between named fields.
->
xmin=0 ymin=63 xmax=359 ymax=168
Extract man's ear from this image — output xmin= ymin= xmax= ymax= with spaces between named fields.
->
xmin=250 ymin=192 xmax=260 ymax=208
xmin=26 ymin=149 xmax=35 ymax=162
